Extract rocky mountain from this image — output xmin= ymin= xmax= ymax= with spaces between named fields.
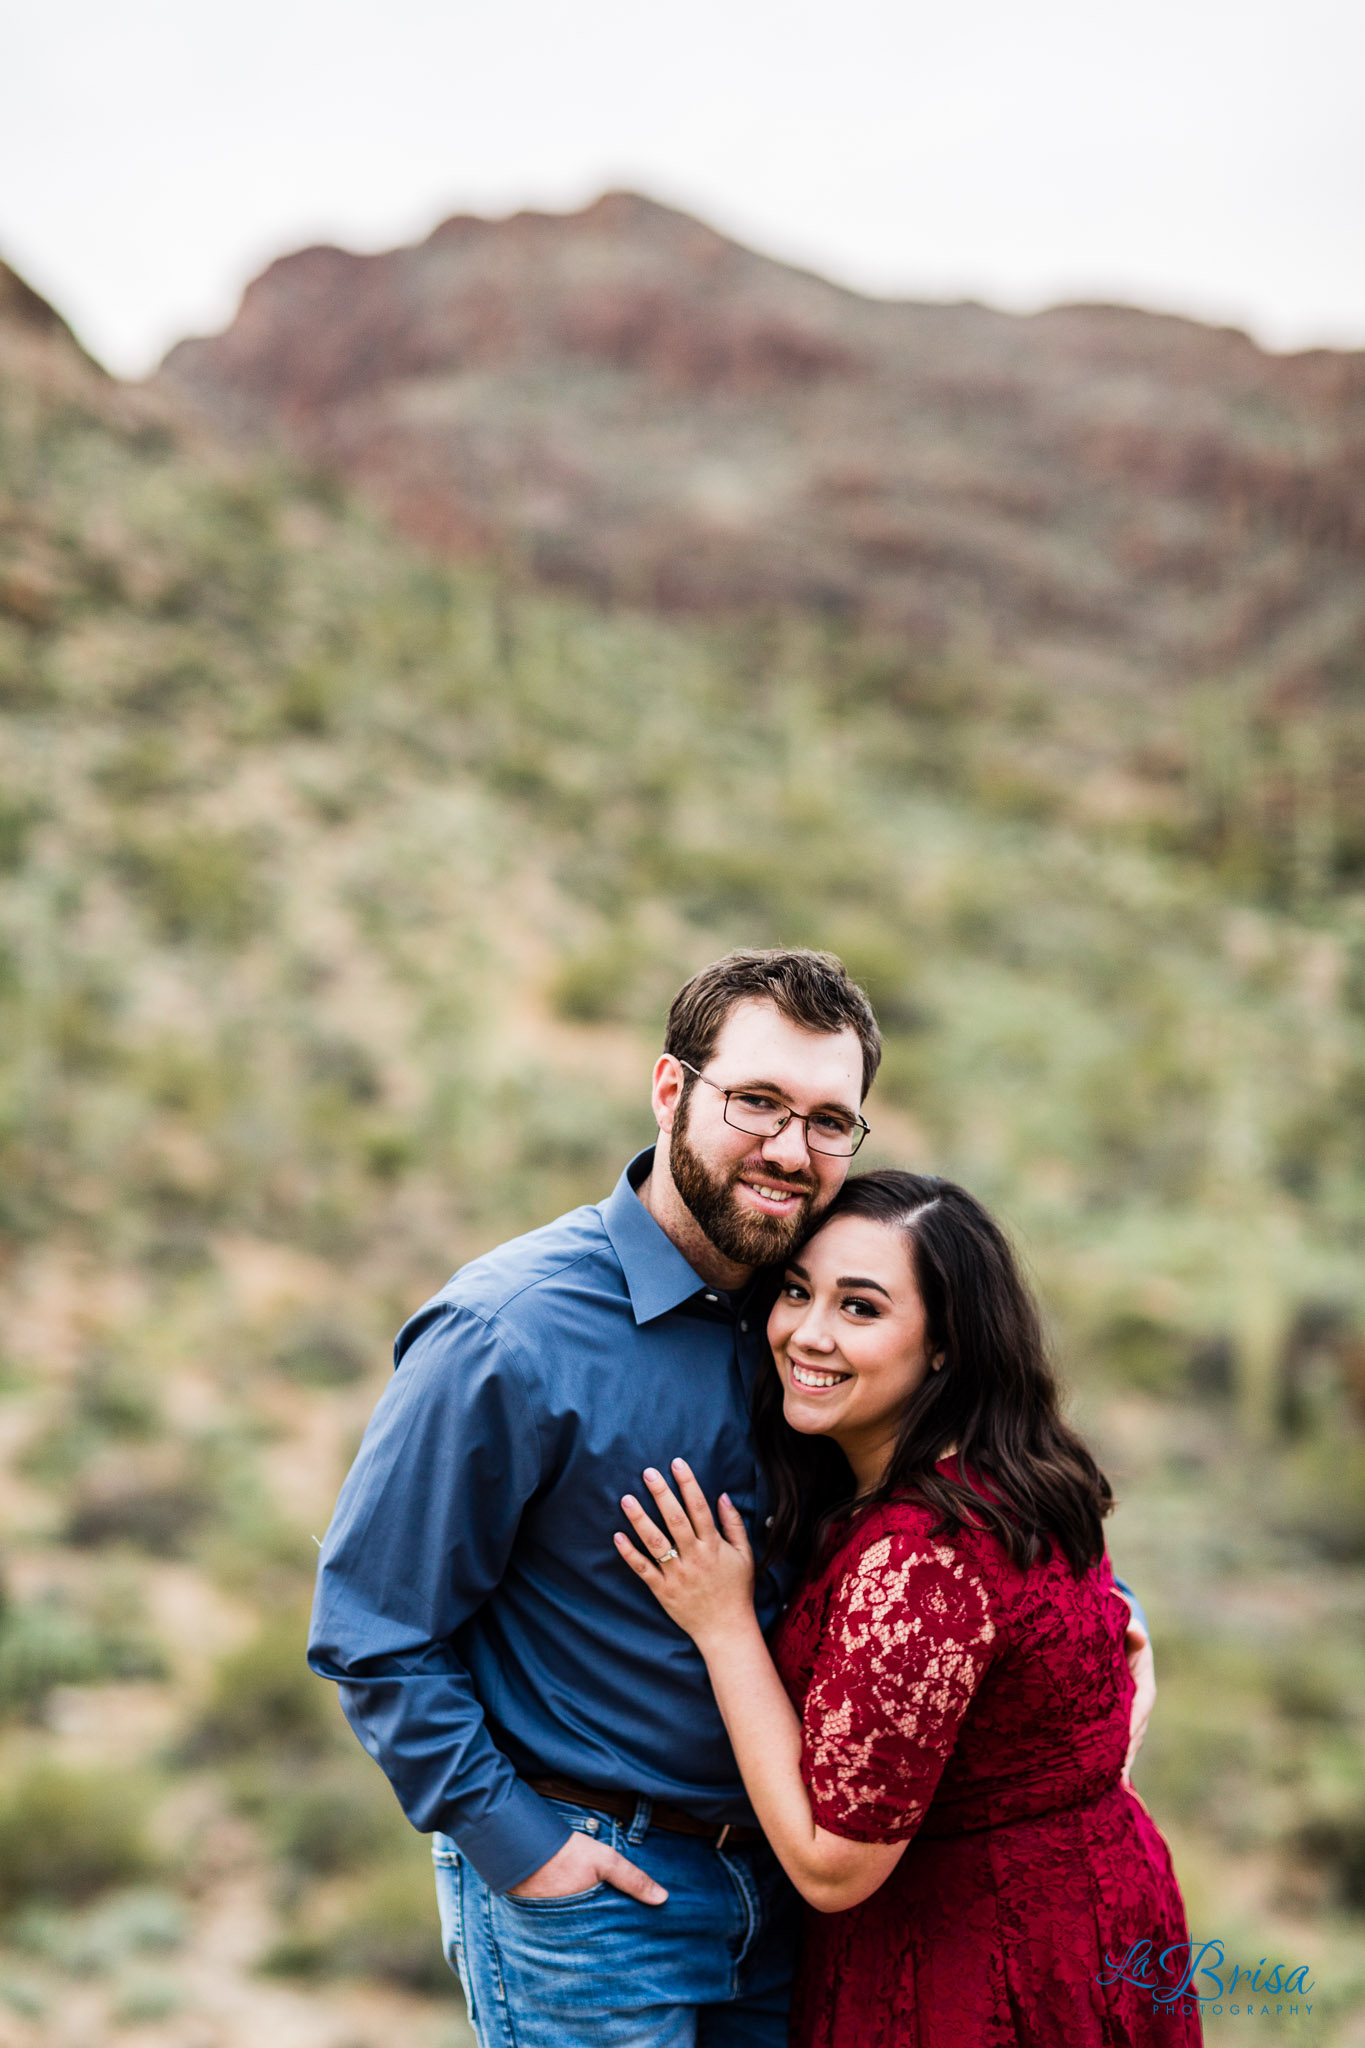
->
xmin=0 ymin=260 xmax=95 ymax=355
xmin=159 ymin=192 xmax=1365 ymax=702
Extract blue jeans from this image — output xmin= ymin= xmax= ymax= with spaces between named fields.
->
xmin=433 ymin=1797 xmax=799 ymax=2048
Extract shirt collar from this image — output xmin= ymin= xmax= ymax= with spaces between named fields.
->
xmin=600 ymin=1146 xmax=720 ymax=1326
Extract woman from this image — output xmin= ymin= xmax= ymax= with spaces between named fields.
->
xmin=616 ymin=1170 xmax=1199 ymax=2046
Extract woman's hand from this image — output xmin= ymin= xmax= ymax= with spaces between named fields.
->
xmin=615 ymin=1458 xmax=756 ymax=1651
xmin=619 ymin=1460 xmax=905 ymax=1913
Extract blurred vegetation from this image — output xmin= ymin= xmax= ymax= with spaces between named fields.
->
xmin=184 ymin=1613 xmax=336 ymax=1763
xmin=0 ymin=1565 xmax=165 ymax=1720
xmin=0 ymin=325 xmax=1362 ymax=2037
xmin=0 ymin=1764 xmax=154 ymax=1910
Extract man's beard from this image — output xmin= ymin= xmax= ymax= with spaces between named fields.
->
xmin=669 ymin=1106 xmax=818 ymax=1269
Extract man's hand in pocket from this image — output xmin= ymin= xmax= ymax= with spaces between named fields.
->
xmin=507 ymin=1831 xmax=667 ymax=1904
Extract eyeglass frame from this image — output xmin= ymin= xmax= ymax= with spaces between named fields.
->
xmin=674 ymin=1058 xmax=871 ymax=1157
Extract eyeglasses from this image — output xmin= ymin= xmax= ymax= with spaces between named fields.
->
xmin=677 ymin=1060 xmax=870 ymax=1157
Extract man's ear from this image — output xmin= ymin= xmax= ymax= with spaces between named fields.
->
xmin=651 ymin=1053 xmax=685 ymax=1135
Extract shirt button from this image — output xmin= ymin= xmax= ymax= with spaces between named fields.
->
xmin=740 ymin=1320 xmax=749 ymax=1333
xmin=704 ymin=1292 xmax=718 ymax=1303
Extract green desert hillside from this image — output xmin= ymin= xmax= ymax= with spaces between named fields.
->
xmin=1 ymin=259 xmax=1364 ymax=2044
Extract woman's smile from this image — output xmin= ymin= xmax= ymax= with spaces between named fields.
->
xmin=788 ymin=1360 xmax=853 ymax=1390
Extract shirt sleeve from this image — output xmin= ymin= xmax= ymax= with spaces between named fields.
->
xmin=307 ymin=1304 xmax=572 ymax=1893
xmin=800 ymin=1523 xmax=999 ymax=1844
xmin=1111 ymin=1575 xmax=1149 ymax=1640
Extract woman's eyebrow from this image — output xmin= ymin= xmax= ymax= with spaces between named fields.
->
xmin=836 ymin=1275 xmax=892 ymax=1298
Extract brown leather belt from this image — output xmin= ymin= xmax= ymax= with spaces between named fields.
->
xmin=529 ymin=1774 xmax=763 ymax=1849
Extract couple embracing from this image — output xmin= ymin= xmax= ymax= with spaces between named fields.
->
xmin=310 ymin=950 xmax=1198 ymax=2047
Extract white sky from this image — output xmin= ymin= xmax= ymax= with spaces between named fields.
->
xmin=5 ymin=0 xmax=1363 ymax=376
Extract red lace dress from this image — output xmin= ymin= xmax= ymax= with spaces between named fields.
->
xmin=773 ymin=1487 xmax=1201 ymax=2048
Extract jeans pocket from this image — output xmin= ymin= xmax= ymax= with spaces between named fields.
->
xmin=498 ymin=1797 xmax=614 ymax=1905
xmin=501 ymin=1880 xmax=609 ymax=1910
xmin=501 ymin=1798 xmax=615 ymax=1906
xmin=431 ymin=1834 xmax=469 ymax=1983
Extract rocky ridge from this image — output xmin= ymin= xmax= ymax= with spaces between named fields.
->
xmin=159 ymin=193 xmax=1365 ymax=701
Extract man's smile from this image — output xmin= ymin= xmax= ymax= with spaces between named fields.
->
xmin=738 ymin=1177 xmax=812 ymax=1215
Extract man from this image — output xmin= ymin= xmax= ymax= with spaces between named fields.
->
xmin=309 ymin=949 xmax=1152 ymax=2046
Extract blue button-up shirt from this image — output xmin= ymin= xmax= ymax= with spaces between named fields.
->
xmin=308 ymin=1147 xmax=779 ymax=1892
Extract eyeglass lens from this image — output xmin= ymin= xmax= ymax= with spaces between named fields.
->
xmin=722 ymin=1097 xmax=864 ymax=1156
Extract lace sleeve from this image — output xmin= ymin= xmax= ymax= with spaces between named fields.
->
xmin=801 ymin=1522 xmax=998 ymax=1843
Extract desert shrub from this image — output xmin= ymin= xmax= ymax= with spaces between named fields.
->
xmin=968 ymin=754 xmax=1065 ymax=824
xmin=321 ymin=1860 xmax=453 ymax=1993
xmin=74 ymin=1352 xmax=161 ymax=1439
xmin=264 ymin=1856 xmax=454 ymax=1995
xmin=362 ymin=1124 xmax=417 ymax=1181
xmin=549 ymin=941 xmax=639 ymax=1024
xmin=1294 ymin=1805 xmax=1365 ymax=1913
xmin=275 ymin=661 xmax=346 ymax=735
xmin=20 ymin=1352 xmax=161 ymax=1488
xmin=9 ymin=1889 xmax=186 ymax=1976
xmin=65 ymin=1447 xmax=218 ymax=1556
xmin=1273 ymin=1437 xmax=1365 ymax=1562
xmin=479 ymin=1073 xmax=651 ymax=1228
xmin=0 ymin=1977 xmax=45 ymax=2019
xmin=0 ymin=1582 xmax=165 ymax=1720
xmin=1131 ymin=1637 xmax=1262 ymax=1831
xmin=271 ymin=1319 xmax=370 ymax=1389
xmin=506 ymin=1075 xmax=639 ymax=1176
xmin=115 ymin=655 xmax=222 ymax=719
xmin=44 ymin=973 xmax=124 ymax=1075
xmin=829 ymin=934 xmax=931 ymax=1037
xmin=1137 ymin=1719 xmax=1258 ymax=1833
xmin=94 ymin=734 xmax=186 ymax=803
xmin=0 ymin=619 xmax=56 ymax=708
xmin=110 ymin=1977 xmax=182 ymax=2024
xmin=1093 ymin=1310 xmax=1193 ymax=1396
xmin=0 ymin=795 xmax=41 ymax=871
xmin=0 ymin=1599 xmax=107 ymax=1715
xmin=185 ymin=1614 xmax=336 ymax=1761
xmin=872 ymin=1033 xmax=939 ymax=1120
xmin=1270 ymin=1652 xmax=1349 ymax=1725
xmin=138 ymin=1220 xmax=214 ymax=1273
xmin=0 ymin=1765 xmax=153 ymax=1910
xmin=304 ymin=1034 xmax=382 ymax=1103
xmin=656 ymin=845 xmax=805 ymax=934
xmin=138 ymin=1035 xmax=231 ymax=1117
xmin=65 ymin=1477 xmax=208 ymax=1552
xmin=111 ymin=827 xmax=268 ymax=947
xmin=266 ymin=1759 xmax=411 ymax=1875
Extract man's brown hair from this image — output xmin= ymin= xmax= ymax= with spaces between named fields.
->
xmin=664 ymin=949 xmax=882 ymax=1099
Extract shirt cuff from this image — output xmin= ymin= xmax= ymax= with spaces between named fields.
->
xmin=443 ymin=1777 xmax=575 ymax=1894
xmin=1112 ymin=1576 xmax=1149 ymax=1641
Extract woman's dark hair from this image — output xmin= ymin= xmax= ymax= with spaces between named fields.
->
xmin=755 ymin=1169 xmax=1113 ymax=1577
